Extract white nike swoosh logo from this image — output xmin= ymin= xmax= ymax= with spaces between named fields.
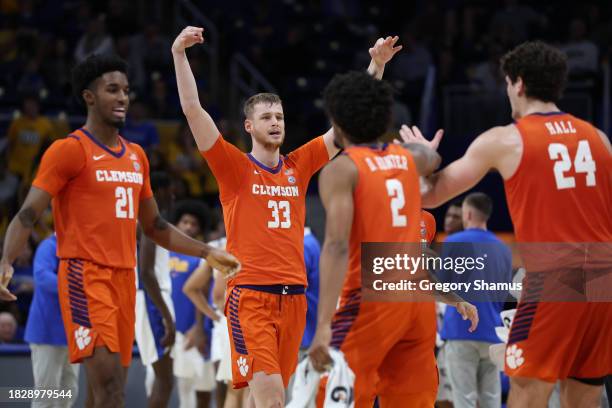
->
xmin=93 ymin=154 xmax=105 ymax=161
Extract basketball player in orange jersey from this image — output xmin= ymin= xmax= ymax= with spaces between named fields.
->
xmin=172 ymin=25 xmax=402 ymax=407
xmin=400 ymin=41 xmax=612 ymax=408
xmin=0 ymin=55 xmax=240 ymax=407
xmin=308 ymin=71 xmax=478 ymax=407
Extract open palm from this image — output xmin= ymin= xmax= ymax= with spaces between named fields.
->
xmin=369 ymin=36 xmax=402 ymax=66
xmin=398 ymin=125 xmax=444 ymax=151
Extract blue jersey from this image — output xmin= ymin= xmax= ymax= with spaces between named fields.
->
xmin=170 ymin=252 xmax=203 ymax=334
xmin=25 ymin=235 xmax=67 ymax=345
xmin=439 ymin=228 xmax=513 ymax=343
xmin=301 ymin=230 xmax=321 ymax=349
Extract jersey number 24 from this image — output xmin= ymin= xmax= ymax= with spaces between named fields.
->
xmin=548 ymin=140 xmax=596 ymax=190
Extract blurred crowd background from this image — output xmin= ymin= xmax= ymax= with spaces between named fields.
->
xmin=1 ymin=0 xmax=611 ymax=342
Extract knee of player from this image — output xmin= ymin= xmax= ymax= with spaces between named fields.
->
xmin=252 ymin=386 xmax=284 ymax=407
xmin=154 ymin=368 xmax=175 ymax=386
xmin=158 ymin=376 xmax=174 ymax=393
xmin=510 ymin=376 xmax=553 ymax=394
xmin=261 ymin=397 xmax=284 ymax=408
xmin=98 ymin=375 xmax=124 ymax=399
xmin=264 ymin=389 xmax=285 ymax=407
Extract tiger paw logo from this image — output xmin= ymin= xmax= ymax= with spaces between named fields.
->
xmin=74 ymin=326 xmax=91 ymax=351
xmin=237 ymin=356 xmax=249 ymax=377
xmin=506 ymin=344 xmax=524 ymax=369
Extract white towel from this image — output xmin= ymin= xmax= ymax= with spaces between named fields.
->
xmin=490 ymin=308 xmax=517 ymax=370
xmin=287 ymin=349 xmax=355 ymax=408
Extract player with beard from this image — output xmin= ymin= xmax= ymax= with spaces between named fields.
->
xmin=172 ymin=26 xmax=402 ymax=407
xmin=0 ymin=55 xmax=240 ymax=407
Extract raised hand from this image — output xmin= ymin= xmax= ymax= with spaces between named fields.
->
xmin=206 ymin=248 xmax=241 ymax=278
xmin=369 ymin=36 xmax=402 ymax=67
xmin=398 ymin=125 xmax=444 ymax=151
xmin=172 ymin=26 xmax=205 ymax=54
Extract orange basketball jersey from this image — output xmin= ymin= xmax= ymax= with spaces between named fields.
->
xmin=505 ymin=112 xmax=612 ymax=242
xmin=33 ymin=128 xmax=153 ymax=268
xmin=201 ymin=135 xmax=328 ymax=286
xmin=342 ymin=144 xmax=422 ymax=293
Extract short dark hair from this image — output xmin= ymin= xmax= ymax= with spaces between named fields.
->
xmin=323 ymin=71 xmax=393 ymax=144
xmin=173 ymin=199 xmax=210 ymax=232
xmin=500 ymin=41 xmax=568 ymax=103
xmin=150 ymin=171 xmax=171 ymax=191
xmin=464 ymin=192 xmax=493 ymax=220
xmin=243 ymin=93 xmax=282 ymax=118
xmin=71 ymin=54 xmax=128 ymax=105
xmin=448 ymin=197 xmax=463 ymax=209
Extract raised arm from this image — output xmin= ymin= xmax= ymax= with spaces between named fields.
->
xmin=421 ymin=128 xmax=504 ymax=208
xmin=366 ymin=35 xmax=402 ymax=80
xmin=403 ymin=143 xmax=442 ymax=177
xmin=0 ymin=187 xmax=52 ymax=300
xmin=398 ymin=125 xmax=507 ymax=208
xmin=322 ymin=36 xmax=403 ymax=158
xmin=138 ymin=197 xmax=240 ymax=276
xmin=308 ymin=156 xmax=357 ymax=371
xmin=172 ymin=26 xmax=220 ymax=152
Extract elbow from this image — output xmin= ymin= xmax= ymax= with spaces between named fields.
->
xmin=141 ymin=224 xmax=156 ymax=241
xmin=182 ymin=284 xmax=195 ymax=300
xmin=421 ymin=194 xmax=444 ymax=209
xmin=142 ymin=215 xmax=168 ymax=243
xmin=181 ymin=102 xmax=201 ymax=117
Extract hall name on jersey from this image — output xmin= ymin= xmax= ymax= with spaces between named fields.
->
xmin=365 ymin=154 xmax=409 ymax=172
xmin=252 ymin=184 xmax=299 ymax=197
xmin=545 ymin=120 xmax=576 ymax=135
xmin=95 ymin=169 xmax=144 ymax=184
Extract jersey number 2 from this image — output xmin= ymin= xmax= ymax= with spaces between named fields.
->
xmin=268 ymin=200 xmax=290 ymax=228
xmin=548 ymin=140 xmax=596 ymax=190
xmin=115 ymin=186 xmax=134 ymax=219
xmin=386 ymin=179 xmax=407 ymax=227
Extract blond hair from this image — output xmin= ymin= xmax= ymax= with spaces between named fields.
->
xmin=243 ymin=93 xmax=282 ymax=118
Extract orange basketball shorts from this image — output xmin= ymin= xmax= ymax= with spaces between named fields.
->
xmin=225 ymin=285 xmax=307 ymax=389
xmin=57 ymin=258 xmax=136 ymax=367
xmin=331 ymin=289 xmax=438 ymax=408
xmin=505 ymin=301 xmax=612 ymax=382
